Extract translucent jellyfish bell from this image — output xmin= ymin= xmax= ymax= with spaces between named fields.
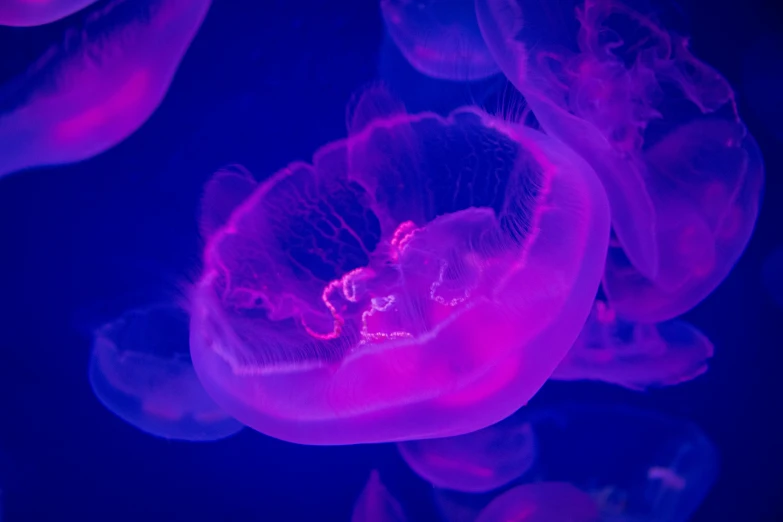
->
xmin=0 ymin=0 xmax=211 ymax=179
xmin=551 ymin=300 xmax=714 ymax=390
xmin=351 ymin=471 xmax=408 ymax=522
xmin=89 ymin=303 xmax=244 ymax=441
xmin=397 ymin=414 xmax=536 ymax=493
xmin=199 ymin=164 xmax=258 ymax=242
xmin=475 ymin=482 xmax=600 ymax=522
xmin=475 ymin=0 xmax=764 ymax=321
xmin=189 ymin=88 xmax=610 ymax=445
xmin=380 ymin=0 xmax=499 ymax=81
xmin=0 ymin=0 xmax=99 ymax=26
xmin=530 ymin=404 xmax=718 ymax=522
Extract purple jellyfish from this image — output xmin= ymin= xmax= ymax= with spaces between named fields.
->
xmin=199 ymin=164 xmax=258 ymax=242
xmin=551 ymin=300 xmax=714 ymax=390
xmin=475 ymin=0 xmax=764 ymax=322
xmin=475 ymin=482 xmax=600 ymax=522
xmin=89 ymin=303 xmax=244 ymax=441
xmin=0 ymin=0 xmax=98 ymax=26
xmin=0 ymin=0 xmax=211 ymax=179
xmin=527 ymin=404 xmax=718 ymax=522
xmin=397 ymin=413 xmax=536 ymax=493
xmin=188 ymin=88 xmax=610 ymax=445
xmin=351 ymin=471 xmax=408 ymax=522
xmin=380 ymin=0 xmax=499 ymax=81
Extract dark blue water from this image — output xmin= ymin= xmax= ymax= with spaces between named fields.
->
xmin=0 ymin=1 xmax=781 ymax=520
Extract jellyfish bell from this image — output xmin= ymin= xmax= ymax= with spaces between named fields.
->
xmin=199 ymin=164 xmax=258 ymax=242
xmin=529 ymin=403 xmax=718 ymax=522
xmin=0 ymin=0 xmax=98 ymax=26
xmin=351 ymin=471 xmax=408 ymax=522
xmin=475 ymin=482 xmax=601 ymax=522
xmin=380 ymin=0 xmax=499 ymax=82
xmin=397 ymin=414 xmax=536 ymax=493
xmin=475 ymin=0 xmax=764 ymax=321
xmin=89 ymin=302 xmax=244 ymax=441
xmin=0 ymin=0 xmax=211 ymax=179
xmin=189 ymin=90 xmax=610 ymax=445
xmin=551 ymin=299 xmax=714 ymax=390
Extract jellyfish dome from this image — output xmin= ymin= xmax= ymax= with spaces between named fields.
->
xmin=351 ymin=471 xmax=408 ymax=522
xmin=551 ymin=300 xmax=714 ymax=391
xmin=0 ymin=0 xmax=98 ymax=27
xmin=475 ymin=0 xmax=765 ymax=322
xmin=397 ymin=413 xmax=536 ymax=493
xmin=188 ymin=90 xmax=610 ymax=445
xmin=89 ymin=303 xmax=244 ymax=441
xmin=529 ymin=404 xmax=718 ymax=522
xmin=380 ymin=0 xmax=499 ymax=81
xmin=475 ymin=482 xmax=600 ymax=522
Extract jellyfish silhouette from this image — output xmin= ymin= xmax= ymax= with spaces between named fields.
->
xmin=551 ymin=300 xmax=714 ymax=390
xmin=380 ymin=0 xmax=499 ymax=81
xmin=475 ymin=482 xmax=600 ymax=522
xmin=0 ymin=0 xmax=99 ymax=26
xmin=397 ymin=413 xmax=536 ymax=493
xmin=528 ymin=404 xmax=718 ymax=522
xmin=475 ymin=0 xmax=764 ymax=322
xmin=188 ymin=86 xmax=610 ymax=445
xmin=199 ymin=164 xmax=258 ymax=242
xmin=89 ymin=303 xmax=244 ymax=441
xmin=351 ymin=471 xmax=408 ymax=522
xmin=0 ymin=0 xmax=211 ymax=179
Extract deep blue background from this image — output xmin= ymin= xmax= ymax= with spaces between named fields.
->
xmin=1 ymin=0 xmax=781 ymax=520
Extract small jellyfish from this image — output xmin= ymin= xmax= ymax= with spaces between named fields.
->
xmin=0 ymin=0 xmax=98 ymax=26
xmin=199 ymin=164 xmax=258 ymax=242
xmin=475 ymin=482 xmax=601 ymax=522
xmin=89 ymin=303 xmax=244 ymax=441
xmin=475 ymin=0 xmax=764 ymax=321
xmin=351 ymin=471 xmax=408 ymax=522
xmin=762 ymin=247 xmax=783 ymax=310
xmin=550 ymin=300 xmax=714 ymax=390
xmin=0 ymin=0 xmax=212 ymax=179
xmin=527 ymin=404 xmax=718 ymax=522
xmin=397 ymin=414 xmax=536 ymax=493
xmin=189 ymin=87 xmax=610 ymax=445
xmin=380 ymin=0 xmax=499 ymax=81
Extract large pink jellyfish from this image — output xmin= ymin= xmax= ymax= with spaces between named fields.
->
xmin=475 ymin=482 xmax=600 ymax=522
xmin=397 ymin=413 xmax=536 ymax=493
xmin=0 ymin=0 xmax=98 ymax=26
xmin=380 ymin=0 xmax=499 ymax=81
xmin=475 ymin=0 xmax=764 ymax=322
xmin=0 ymin=0 xmax=211 ymax=179
xmin=89 ymin=303 xmax=244 ymax=441
xmin=550 ymin=300 xmax=714 ymax=390
xmin=351 ymin=471 xmax=408 ymax=522
xmin=189 ymin=88 xmax=610 ymax=445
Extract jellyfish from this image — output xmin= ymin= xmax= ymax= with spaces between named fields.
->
xmin=526 ymin=404 xmax=718 ymax=522
xmin=475 ymin=0 xmax=764 ymax=322
xmin=351 ymin=471 xmax=408 ymax=522
xmin=188 ymin=86 xmax=610 ymax=445
xmin=475 ymin=482 xmax=601 ymax=522
xmin=550 ymin=300 xmax=714 ymax=390
xmin=0 ymin=0 xmax=212 ymax=179
xmin=380 ymin=0 xmax=499 ymax=81
xmin=762 ymin=247 xmax=783 ymax=311
xmin=0 ymin=0 xmax=99 ymax=26
xmin=397 ymin=414 xmax=536 ymax=493
xmin=89 ymin=303 xmax=244 ymax=441
xmin=199 ymin=164 xmax=258 ymax=242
